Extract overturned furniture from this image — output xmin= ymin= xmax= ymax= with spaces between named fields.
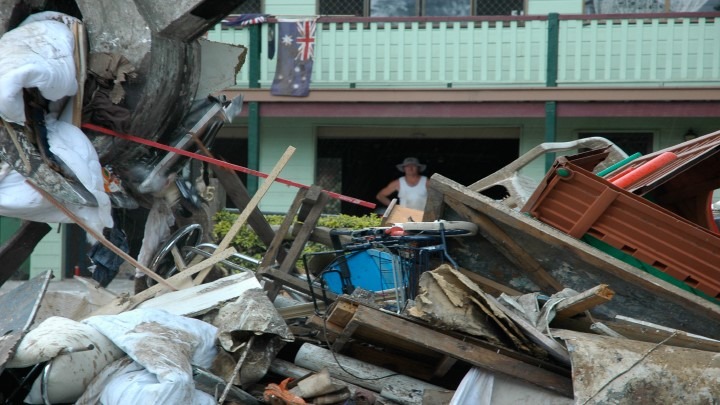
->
xmin=425 ymin=172 xmax=720 ymax=339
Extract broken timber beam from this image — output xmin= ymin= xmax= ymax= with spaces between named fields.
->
xmin=554 ymin=284 xmax=615 ymax=320
xmin=333 ymin=303 xmax=573 ymax=397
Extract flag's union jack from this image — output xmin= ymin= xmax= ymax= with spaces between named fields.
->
xmin=295 ymin=20 xmax=316 ymax=61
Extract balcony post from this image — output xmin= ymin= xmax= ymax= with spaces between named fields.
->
xmin=247 ymin=24 xmax=261 ymax=194
xmin=545 ymin=13 xmax=560 ymax=171
xmin=546 ymin=13 xmax=559 ymax=87
xmin=545 ymin=101 xmax=557 ymax=171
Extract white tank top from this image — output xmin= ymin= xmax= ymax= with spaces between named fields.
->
xmin=398 ymin=176 xmax=428 ymax=211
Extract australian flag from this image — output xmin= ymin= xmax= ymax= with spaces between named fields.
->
xmin=270 ymin=19 xmax=316 ymax=97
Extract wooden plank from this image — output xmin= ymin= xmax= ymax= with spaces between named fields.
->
xmin=432 ymin=355 xmax=457 ymax=378
xmin=445 ymin=195 xmax=564 ymax=293
xmin=307 ymin=314 xmax=345 ymax=341
xmin=259 ymin=188 xmax=307 ymax=269
xmin=605 ymin=315 xmax=720 ymax=353
xmin=554 ymin=284 xmax=615 ymax=320
xmin=276 ymin=301 xmax=326 ymax=319
xmin=326 ymin=300 xmax=359 ymax=327
xmin=261 ymin=267 xmax=338 ymax=302
xmin=332 ymin=317 xmax=361 ymax=352
xmin=137 ymin=271 xmax=260 ymax=317
xmin=87 ymin=247 xmax=237 ymax=317
xmin=383 ymin=203 xmax=424 ymax=225
xmin=348 ymin=305 xmax=573 ymax=397
xmin=456 ymin=267 xmax=522 ymax=297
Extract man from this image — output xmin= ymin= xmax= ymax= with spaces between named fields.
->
xmin=376 ymin=157 xmax=428 ymax=211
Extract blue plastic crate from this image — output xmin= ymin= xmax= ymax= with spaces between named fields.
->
xmin=322 ymin=249 xmax=399 ymax=294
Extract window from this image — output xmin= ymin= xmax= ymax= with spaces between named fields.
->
xmin=585 ymin=0 xmax=720 ymax=14
xmin=318 ymin=0 xmax=524 ymax=17
xmin=232 ymin=0 xmax=262 ymax=14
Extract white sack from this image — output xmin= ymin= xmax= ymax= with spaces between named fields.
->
xmin=76 ymin=357 xmax=216 ymax=405
xmin=0 ymin=116 xmax=112 ymax=240
xmin=0 ymin=13 xmax=78 ymax=123
xmin=5 ymin=316 xmax=125 ymax=404
xmin=82 ymin=308 xmax=219 ymax=404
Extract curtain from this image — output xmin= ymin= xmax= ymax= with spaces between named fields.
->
xmin=593 ymin=0 xmax=663 ymax=14
xmin=671 ymin=0 xmax=707 ymax=11
xmin=593 ymin=0 xmax=707 ymax=13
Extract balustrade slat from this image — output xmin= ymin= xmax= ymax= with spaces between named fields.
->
xmin=650 ymin=20 xmax=659 ymax=80
xmin=509 ymin=21 xmax=517 ymax=82
xmin=453 ymin=22 xmax=461 ymax=82
xmin=494 ymin=21 xmax=502 ymax=81
xmin=315 ymin=23 xmax=323 ymax=81
xmin=466 ymin=21 xmax=475 ymax=81
xmin=478 ymin=21 xmax=487 ymax=82
xmin=604 ymin=21 xmax=612 ymax=80
xmin=439 ymin=22 xmax=447 ymax=82
xmin=328 ymin=24 xmax=337 ymax=82
xmin=342 ymin=22 xmax=350 ymax=82
xmin=412 ymin=22 xmax=419 ymax=81
xmin=356 ymin=22 xmax=364 ymax=82
xmin=524 ymin=20 xmax=532 ymax=81
xmin=370 ymin=23 xmax=377 ymax=81
xmin=713 ymin=19 xmax=720 ymax=78
xmin=681 ymin=19 xmax=690 ymax=79
xmin=398 ymin=23 xmax=405 ymax=81
xmin=590 ymin=20 xmax=598 ymax=81
xmin=634 ymin=20 xmax=643 ymax=80
xmin=664 ymin=20 xmax=675 ymax=80
xmin=424 ymin=22 xmax=432 ymax=81
xmin=695 ymin=19 xmax=704 ymax=80
xmin=383 ymin=23 xmax=391 ymax=81
xmin=619 ymin=20 xmax=628 ymax=80
xmin=574 ymin=20 xmax=583 ymax=82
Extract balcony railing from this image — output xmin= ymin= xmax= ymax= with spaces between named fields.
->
xmin=207 ymin=13 xmax=720 ymax=89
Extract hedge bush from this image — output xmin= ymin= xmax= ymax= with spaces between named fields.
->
xmin=212 ymin=210 xmax=382 ymax=267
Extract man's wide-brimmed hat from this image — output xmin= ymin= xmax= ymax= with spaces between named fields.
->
xmin=396 ymin=157 xmax=426 ymax=172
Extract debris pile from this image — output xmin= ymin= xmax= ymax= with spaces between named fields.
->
xmin=2 ymin=131 xmax=720 ymax=404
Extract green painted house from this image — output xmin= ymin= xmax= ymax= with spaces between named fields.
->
xmin=208 ymin=0 xmax=720 ymax=216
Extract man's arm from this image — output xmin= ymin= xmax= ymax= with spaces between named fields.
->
xmin=376 ymin=179 xmax=399 ymax=206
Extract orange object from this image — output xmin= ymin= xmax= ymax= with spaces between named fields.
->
xmin=611 ymin=151 xmax=678 ymax=189
xmin=263 ymin=378 xmax=307 ymax=405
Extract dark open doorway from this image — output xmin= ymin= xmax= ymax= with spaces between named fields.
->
xmin=317 ymin=138 xmax=520 ymax=216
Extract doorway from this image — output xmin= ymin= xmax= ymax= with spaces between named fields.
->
xmin=317 ymin=137 xmax=520 ymax=215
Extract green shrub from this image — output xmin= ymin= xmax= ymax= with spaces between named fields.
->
xmin=212 ymin=211 xmax=382 ymax=268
